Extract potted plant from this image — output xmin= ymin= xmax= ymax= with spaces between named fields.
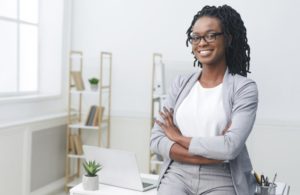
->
xmin=82 ymin=160 xmax=102 ymax=191
xmin=88 ymin=77 xmax=99 ymax=91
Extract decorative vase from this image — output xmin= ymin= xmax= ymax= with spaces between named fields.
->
xmin=90 ymin=84 xmax=98 ymax=91
xmin=82 ymin=175 xmax=99 ymax=191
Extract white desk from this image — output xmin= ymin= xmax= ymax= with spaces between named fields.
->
xmin=70 ymin=174 xmax=158 ymax=195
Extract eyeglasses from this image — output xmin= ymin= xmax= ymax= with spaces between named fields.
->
xmin=188 ymin=32 xmax=224 ymax=44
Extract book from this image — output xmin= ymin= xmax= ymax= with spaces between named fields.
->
xmin=71 ymin=71 xmax=85 ymax=90
xmin=94 ymin=106 xmax=105 ymax=126
xmin=85 ymin=105 xmax=97 ymax=126
xmin=92 ymin=107 xmax=100 ymax=126
xmin=68 ymin=134 xmax=75 ymax=153
xmin=73 ymin=134 xmax=83 ymax=155
xmin=89 ymin=106 xmax=97 ymax=126
xmin=85 ymin=106 xmax=93 ymax=125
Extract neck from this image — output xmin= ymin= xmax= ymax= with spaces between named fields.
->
xmin=199 ymin=64 xmax=227 ymax=88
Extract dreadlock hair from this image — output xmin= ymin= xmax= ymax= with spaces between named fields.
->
xmin=186 ymin=5 xmax=251 ymax=77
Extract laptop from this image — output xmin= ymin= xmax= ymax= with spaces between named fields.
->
xmin=83 ymin=145 xmax=157 ymax=192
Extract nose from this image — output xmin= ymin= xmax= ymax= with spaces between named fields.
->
xmin=198 ymin=38 xmax=208 ymax=47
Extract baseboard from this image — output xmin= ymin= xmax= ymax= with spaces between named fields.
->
xmin=30 ymin=178 xmax=65 ymax=195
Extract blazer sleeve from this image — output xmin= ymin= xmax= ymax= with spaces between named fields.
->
xmin=150 ymin=75 xmax=184 ymax=159
xmin=188 ymin=79 xmax=258 ymax=160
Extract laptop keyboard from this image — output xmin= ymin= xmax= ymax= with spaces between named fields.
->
xmin=142 ymin=182 xmax=153 ymax=188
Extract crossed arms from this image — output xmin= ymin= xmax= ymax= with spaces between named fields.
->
xmin=150 ymin=75 xmax=258 ymax=165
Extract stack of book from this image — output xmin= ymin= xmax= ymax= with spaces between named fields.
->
xmin=68 ymin=134 xmax=83 ymax=155
xmin=85 ymin=105 xmax=105 ymax=126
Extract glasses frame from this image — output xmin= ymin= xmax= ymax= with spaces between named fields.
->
xmin=189 ymin=32 xmax=224 ymax=44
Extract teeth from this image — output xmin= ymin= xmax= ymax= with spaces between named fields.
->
xmin=199 ymin=50 xmax=212 ymax=56
xmin=200 ymin=50 xmax=210 ymax=54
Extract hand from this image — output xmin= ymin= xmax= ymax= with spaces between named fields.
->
xmin=221 ymin=121 xmax=232 ymax=135
xmin=155 ymin=107 xmax=182 ymax=142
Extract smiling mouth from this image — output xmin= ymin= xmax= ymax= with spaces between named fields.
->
xmin=198 ymin=49 xmax=213 ymax=57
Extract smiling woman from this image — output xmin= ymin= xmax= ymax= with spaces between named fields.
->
xmin=150 ymin=5 xmax=258 ymax=195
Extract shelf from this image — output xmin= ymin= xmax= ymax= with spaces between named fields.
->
xmin=150 ymin=53 xmax=165 ymax=174
xmin=150 ymin=160 xmax=163 ymax=165
xmin=68 ymin=123 xmax=108 ymax=130
xmin=153 ymin=94 xmax=167 ymax=99
xmin=65 ymin=51 xmax=112 ymax=191
xmin=70 ymin=90 xmax=99 ymax=95
xmin=68 ymin=154 xmax=85 ymax=159
xmin=70 ymin=88 xmax=110 ymax=95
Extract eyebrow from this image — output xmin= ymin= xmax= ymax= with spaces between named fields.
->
xmin=191 ymin=29 xmax=218 ymax=35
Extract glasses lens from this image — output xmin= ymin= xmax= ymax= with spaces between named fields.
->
xmin=190 ymin=35 xmax=199 ymax=44
xmin=205 ymin=34 xmax=215 ymax=42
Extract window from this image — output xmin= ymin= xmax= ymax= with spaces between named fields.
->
xmin=0 ymin=0 xmax=39 ymax=96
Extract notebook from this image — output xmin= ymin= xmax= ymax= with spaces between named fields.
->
xmin=83 ymin=145 xmax=157 ymax=192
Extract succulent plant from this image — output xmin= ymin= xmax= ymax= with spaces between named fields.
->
xmin=88 ymin=78 xmax=99 ymax=85
xmin=83 ymin=160 xmax=102 ymax=177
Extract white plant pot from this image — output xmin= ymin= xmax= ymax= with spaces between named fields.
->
xmin=82 ymin=175 xmax=99 ymax=191
xmin=90 ymin=84 xmax=98 ymax=91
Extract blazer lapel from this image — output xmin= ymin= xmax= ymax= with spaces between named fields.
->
xmin=222 ymin=68 xmax=233 ymax=122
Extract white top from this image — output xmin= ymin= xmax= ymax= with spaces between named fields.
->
xmin=176 ymin=82 xmax=227 ymax=137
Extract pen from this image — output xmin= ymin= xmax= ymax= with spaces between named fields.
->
xmin=268 ymin=173 xmax=277 ymax=193
xmin=265 ymin=176 xmax=269 ymax=186
xmin=261 ymin=175 xmax=265 ymax=186
xmin=253 ymin=171 xmax=261 ymax=185
xmin=271 ymin=173 xmax=277 ymax=186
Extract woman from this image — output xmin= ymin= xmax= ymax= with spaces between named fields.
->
xmin=150 ymin=5 xmax=258 ymax=195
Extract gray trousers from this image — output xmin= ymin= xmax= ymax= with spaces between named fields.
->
xmin=158 ymin=161 xmax=236 ymax=195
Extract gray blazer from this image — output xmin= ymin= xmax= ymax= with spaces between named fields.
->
xmin=150 ymin=68 xmax=258 ymax=195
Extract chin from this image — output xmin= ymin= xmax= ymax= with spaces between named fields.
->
xmin=197 ymin=56 xmax=224 ymax=67
xmin=197 ymin=57 xmax=214 ymax=66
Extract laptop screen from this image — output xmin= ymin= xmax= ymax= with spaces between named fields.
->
xmin=83 ymin=145 xmax=154 ymax=191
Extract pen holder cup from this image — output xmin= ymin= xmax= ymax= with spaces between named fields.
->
xmin=255 ymin=184 xmax=276 ymax=195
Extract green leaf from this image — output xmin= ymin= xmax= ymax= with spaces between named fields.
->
xmin=82 ymin=160 xmax=102 ymax=176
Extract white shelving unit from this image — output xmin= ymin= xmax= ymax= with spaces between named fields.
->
xmin=64 ymin=51 xmax=112 ymax=191
xmin=149 ymin=53 xmax=165 ymax=174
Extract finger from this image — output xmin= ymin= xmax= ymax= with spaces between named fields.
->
xmin=155 ymin=119 xmax=166 ymax=129
xmin=170 ymin=108 xmax=174 ymax=114
xmin=163 ymin=107 xmax=173 ymax=125
xmin=221 ymin=130 xmax=226 ymax=135
xmin=159 ymin=111 xmax=167 ymax=121
xmin=222 ymin=121 xmax=232 ymax=135
xmin=160 ymin=109 xmax=172 ymax=127
xmin=227 ymin=121 xmax=232 ymax=128
xmin=225 ymin=121 xmax=232 ymax=131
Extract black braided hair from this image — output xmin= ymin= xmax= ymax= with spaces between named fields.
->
xmin=186 ymin=5 xmax=251 ymax=77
